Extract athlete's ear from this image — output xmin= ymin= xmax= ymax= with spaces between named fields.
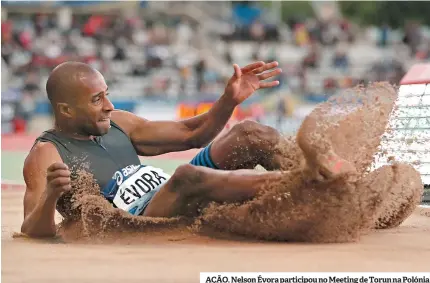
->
xmin=57 ymin=103 xmax=74 ymax=118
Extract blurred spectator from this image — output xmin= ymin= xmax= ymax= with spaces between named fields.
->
xmin=323 ymin=77 xmax=338 ymax=96
xmin=416 ymin=40 xmax=430 ymax=60
xmin=379 ymin=23 xmax=390 ymax=47
xmin=23 ymin=69 xmax=41 ymax=95
xmin=294 ymin=23 xmax=310 ymax=46
xmin=176 ymin=18 xmax=193 ymax=47
xmin=250 ymin=20 xmax=265 ymax=41
xmin=364 ymin=59 xmax=406 ymax=85
xmin=195 ymin=59 xmax=206 ymax=92
xmin=17 ymin=88 xmax=37 ymax=122
xmin=302 ymin=42 xmax=320 ymax=69
xmin=2 ymin=2 xmax=430 ymax=134
xmin=332 ymin=43 xmax=349 ymax=72
xmin=403 ymin=21 xmax=422 ymax=56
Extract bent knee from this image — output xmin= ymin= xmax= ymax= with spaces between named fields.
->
xmin=168 ymin=164 xmax=204 ymax=195
xmin=170 ymin=164 xmax=195 ymax=189
xmin=174 ymin=163 xmax=195 ymax=176
xmin=231 ymin=120 xmax=280 ymax=147
xmin=231 ymin=120 xmax=259 ymax=135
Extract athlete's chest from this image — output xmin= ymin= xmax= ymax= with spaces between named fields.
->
xmin=66 ymin=129 xmax=141 ymax=191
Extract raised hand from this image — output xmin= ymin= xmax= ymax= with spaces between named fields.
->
xmin=224 ymin=61 xmax=282 ymax=105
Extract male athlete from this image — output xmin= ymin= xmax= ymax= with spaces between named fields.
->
xmin=21 ymin=61 xmax=351 ymax=238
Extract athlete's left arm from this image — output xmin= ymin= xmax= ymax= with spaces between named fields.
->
xmin=112 ymin=61 xmax=281 ymax=156
xmin=111 ymin=96 xmax=235 ymax=156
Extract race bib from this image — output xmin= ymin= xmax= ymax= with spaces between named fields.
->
xmin=102 ymin=165 xmax=171 ymax=215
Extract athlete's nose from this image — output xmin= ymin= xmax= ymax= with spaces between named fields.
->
xmin=103 ymin=96 xmax=114 ymax=112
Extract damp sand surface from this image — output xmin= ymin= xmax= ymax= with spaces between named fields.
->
xmin=57 ymin=83 xmax=424 ymax=244
xmin=4 ymin=83 xmax=430 ymax=281
xmin=3 ymin=190 xmax=430 ymax=282
xmin=198 ymin=83 xmax=424 ymax=242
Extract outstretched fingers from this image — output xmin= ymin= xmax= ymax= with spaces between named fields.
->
xmin=240 ymin=61 xmax=265 ymax=73
xmin=252 ymin=61 xmax=279 ymax=75
xmin=234 ymin=60 xmax=282 ymax=89
xmin=257 ymin=68 xmax=282 ymax=81
xmin=259 ymin=81 xmax=280 ymax=89
xmin=255 ymin=62 xmax=282 ymax=89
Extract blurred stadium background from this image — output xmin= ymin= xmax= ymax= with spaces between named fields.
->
xmin=2 ymin=0 xmax=430 ymax=135
xmin=1 ymin=1 xmax=429 ymax=201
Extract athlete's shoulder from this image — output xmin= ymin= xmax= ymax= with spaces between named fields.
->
xmin=26 ymin=140 xmax=62 ymax=166
xmin=111 ymin=109 xmax=149 ymax=122
xmin=24 ymin=141 xmax=62 ymax=181
xmin=28 ymin=140 xmax=60 ymax=160
xmin=111 ymin=110 xmax=149 ymax=136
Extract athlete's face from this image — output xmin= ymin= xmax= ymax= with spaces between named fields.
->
xmin=72 ymin=71 xmax=114 ymax=136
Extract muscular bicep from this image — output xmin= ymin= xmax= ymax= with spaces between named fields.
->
xmin=22 ymin=142 xmax=62 ymax=218
xmin=112 ymin=110 xmax=195 ymax=156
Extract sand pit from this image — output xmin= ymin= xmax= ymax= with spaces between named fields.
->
xmin=2 ymin=190 xmax=430 ymax=282
xmin=3 ymin=82 xmax=430 ymax=281
xmin=193 ymin=83 xmax=424 ymax=243
xmin=42 ymin=82 xmax=424 ymax=244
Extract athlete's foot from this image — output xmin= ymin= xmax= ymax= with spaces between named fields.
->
xmin=306 ymin=150 xmax=358 ymax=181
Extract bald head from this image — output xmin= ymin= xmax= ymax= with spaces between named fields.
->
xmin=46 ymin=61 xmax=101 ymax=104
xmin=45 ymin=61 xmax=113 ymax=137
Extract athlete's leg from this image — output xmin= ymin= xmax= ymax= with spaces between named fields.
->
xmin=190 ymin=120 xmax=304 ymax=172
xmin=143 ymin=164 xmax=285 ymax=218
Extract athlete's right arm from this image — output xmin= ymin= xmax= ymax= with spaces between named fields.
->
xmin=21 ymin=142 xmax=71 ymax=238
